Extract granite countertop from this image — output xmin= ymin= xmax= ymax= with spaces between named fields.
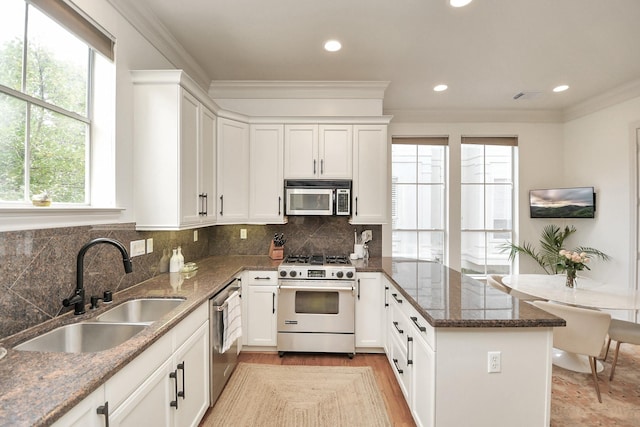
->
xmin=355 ymin=257 xmax=564 ymax=329
xmin=0 ymin=255 xmax=561 ymax=426
xmin=0 ymin=255 xmax=279 ymax=427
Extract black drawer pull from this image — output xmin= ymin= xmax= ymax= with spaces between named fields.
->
xmin=96 ymin=402 xmax=109 ymax=427
xmin=393 ymin=321 xmax=404 ymax=334
xmin=410 ymin=316 xmax=427 ymax=332
xmin=392 ymin=293 xmax=403 ymax=303
xmin=393 ymin=358 xmax=403 ymax=374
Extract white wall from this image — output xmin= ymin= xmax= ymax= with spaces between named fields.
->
xmin=73 ymin=0 xmax=182 ymax=222
xmin=385 ymin=121 xmax=564 ymax=272
xmin=563 ymin=96 xmax=640 ymax=289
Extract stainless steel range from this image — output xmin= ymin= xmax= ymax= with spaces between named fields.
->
xmin=277 ymin=254 xmax=356 ymax=357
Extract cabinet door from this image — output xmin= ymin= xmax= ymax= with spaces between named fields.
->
xmin=355 ymin=273 xmax=384 ymax=348
xmin=246 ymin=285 xmax=278 ymax=346
xmin=179 ymin=90 xmax=201 ymax=226
xmin=284 ymin=124 xmax=318 ymax=178
xmin=319 ymin=125 xmax=352 ymax=178
xmin=217 ymin=117 xmax=249 ymax=223
xmin=352 ymin=125 xmax=388 ymax=224
xmin=199 ymin=106 xmax=216 ymax=224
xmin=52 ymin=386 xmax=106 ymax=427
xmin=174 ymin=322 xmax=210 ymax=427
xmin=411 ymin=333 xmax=435 ymax=427
xmin=250 ymin=124 xmax=284 ymax=222
xmin=110 ymin=358 xmax=173 ymax=427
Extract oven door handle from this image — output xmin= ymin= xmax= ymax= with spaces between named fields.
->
xmin=278 ymin=285 xmax=354 ymax=292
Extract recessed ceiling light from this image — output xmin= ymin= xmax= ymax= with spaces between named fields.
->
xmin=433 ymin=84 xmax=448 ymax=92
xmin=324 ymin=40 xmax=342 ymax=52
xmin=553 ymin=85 xmax=569 ymax=93
xmin=450 ymin=0 xmax=473 ymax=7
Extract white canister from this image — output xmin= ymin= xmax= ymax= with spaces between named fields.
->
xmin=354 ymin=244 xmax=365 ymax=259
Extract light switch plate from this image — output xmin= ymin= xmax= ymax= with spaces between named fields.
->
xmin=146 ymin=238 xmax=153 ymax=253
xmin=240 ymin=229 xmax=247 ymax=239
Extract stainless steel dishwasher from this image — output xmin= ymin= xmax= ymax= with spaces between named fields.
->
xmin=210 ymin=277 xmax=241 ymax=406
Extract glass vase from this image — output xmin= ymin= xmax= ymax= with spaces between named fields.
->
xmin=565 ymin=268 xmax=577 ymax=288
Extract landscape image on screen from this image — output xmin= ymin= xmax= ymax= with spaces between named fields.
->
xmin=529 ymin=187 xmax=595 ymax=218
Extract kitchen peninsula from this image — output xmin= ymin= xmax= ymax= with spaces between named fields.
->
xmin=0 ymin=256 xmax=562 ymax=427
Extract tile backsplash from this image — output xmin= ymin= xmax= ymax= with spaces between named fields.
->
xmin=0 ymin=217 xmax=380 ymax=339
xmin=0 ymin=223 xmax=208 ymax=339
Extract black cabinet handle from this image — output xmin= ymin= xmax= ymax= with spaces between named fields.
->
xmin=410 ymin=316 xmax=427 ymax=332
xmin=393 ymin=321 xmax=404 ymax=335
xmin=313 ymin=159 xmax=317 ymax=175
xmin=320 ymin=159 xmax=324 ymax=174
xmin=169 ymin=370 xmax=179 ymax=409
xmin=219 ymin=195 xmax=224 ymax=216
xmin=203 ymin=193 xmax=208 ymax=216
xmin=392 ymin=293 xmax=403 ymax=303
xmin=393 ymin=358 xmax=403 ymax=374
xmin=355 ymin=197 xmax=358 ymax=216
xmin=254 ymin=276 xmax=271 ymax=280
xmin=357 ymin=279 xmax=361 ymax=300
xmin=272 ymin=292 xmax=276 ymax=314
xmin=177 ymin=361 xmax=185 ymax=399
xmin=407 ymin=336 xmax=414 ymax=365
xmin=384 ymin=286 xmax=389 ymax=307
xmin=278 ymin=196 xmax=281 ymax=216
xmin=96 ymin=402 xmax=109 ymax=427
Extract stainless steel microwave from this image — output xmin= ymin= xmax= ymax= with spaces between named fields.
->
xmin=284 ymin=180 xmax=351 ymax=216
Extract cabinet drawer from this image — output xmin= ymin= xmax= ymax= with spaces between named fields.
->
xmin=405 ymin=304 xmax=435 ymax=351
xmin=245 ymin=271 xmax=278 ymax=285
xmin=388 ymin=326 xmax=411 ymax=400
xmin=173 ymin=303 xmax=208 ymax=350
xmin=389 ymin=302 xmax=409 ymax=343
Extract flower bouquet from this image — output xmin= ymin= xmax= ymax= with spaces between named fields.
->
xmin=558 ymin=250 xmax=589 ymax=288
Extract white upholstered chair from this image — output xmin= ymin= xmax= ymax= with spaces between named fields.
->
xmin=603 ymin=319 xmax=640 ymax=381
xmin=532 ymin=300 xmax=612 ymax=403
xmin=487 ymin=274 xmax=540 ymax=301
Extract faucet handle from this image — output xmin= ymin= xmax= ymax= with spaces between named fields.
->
xmin=90 ymin=295 xmax=102 ymax=310
xmin=103 ymin=290 xmax=113 ymax=303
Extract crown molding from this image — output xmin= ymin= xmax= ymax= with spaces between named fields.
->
xmin=209 ymin=80 xmax=390 ymax=100
xmin=384 ymin=108 xmax=564 ymax=124
xmin=106 ymin=0 xmax=211 ymax=90
xmin=562 ymin=78 xmax=640 ymax=122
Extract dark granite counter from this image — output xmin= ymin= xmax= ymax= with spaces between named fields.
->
xmin=0 ymin=255 xmax=279 ymax=427
xmin=353 ymin=257 xmax=564 ymax=329
xmin=0 ymin=255 xmax=561 ymax=426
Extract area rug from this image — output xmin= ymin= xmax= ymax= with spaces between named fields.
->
xmin=204 ymin=362 xmax=392 ymax=427
xmin=551 ymin=344 xmax=640 ymax=426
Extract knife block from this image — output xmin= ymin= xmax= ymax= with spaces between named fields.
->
xmin=269 ymin=241 xmax=284 ymax=260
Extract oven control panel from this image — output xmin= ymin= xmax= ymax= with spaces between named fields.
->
xmin=278 ymin=267 xmax=355 ymax=280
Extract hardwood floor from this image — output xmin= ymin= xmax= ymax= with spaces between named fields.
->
xmin=200 ymin=351 xmax=416 ymax=427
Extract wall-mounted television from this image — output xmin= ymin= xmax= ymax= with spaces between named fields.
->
xmin=529 ymin=187 xmax=596 ymax=219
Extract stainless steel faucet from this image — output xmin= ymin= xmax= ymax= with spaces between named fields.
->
xmin=63 ymin=238 xmax=133 ymax=315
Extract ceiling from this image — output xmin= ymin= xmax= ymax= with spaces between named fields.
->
xmin=127 ymin=0 xmax=640 ymax=119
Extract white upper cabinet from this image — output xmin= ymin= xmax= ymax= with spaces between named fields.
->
xmin=217 ymin=117 xmax=250 ymax=223
xmin=132 ymin=70 xmax=217 ymax=230
xmin=249 ymin=124 xmax=285 ymax=223
xmin=352 ymin=124 xmax=388 ymax=224
xmin=284 ymin=124 xmax=352 ymax=179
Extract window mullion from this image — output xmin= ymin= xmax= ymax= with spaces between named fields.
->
xmin=24 ymin=103 xmax=31 ymax=202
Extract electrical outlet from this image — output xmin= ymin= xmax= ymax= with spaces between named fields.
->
xmin=240 ymin=229 xmax=247 ymax=239
xmin=194 ymin=230 xmax=198 ymax=242
xmin=130 ymin=240 xmax=146 ymax=257
xmin=488 ymin=351 xmax=501 ymax=373
xmin=146 ymin=238 xmax=153 ymax=253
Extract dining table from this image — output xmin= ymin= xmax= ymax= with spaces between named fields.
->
xmin=503 ymin=274 xmax=640 ymax=373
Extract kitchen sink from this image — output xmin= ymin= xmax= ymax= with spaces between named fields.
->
xmin=14 ymin=323 xmax=147 ymax=353
xmin=94 ymin=298 xmax=186 ymax=324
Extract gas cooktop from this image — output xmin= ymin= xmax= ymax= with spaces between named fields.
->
xmin=282 ymin=254 xmax=351 ymax=266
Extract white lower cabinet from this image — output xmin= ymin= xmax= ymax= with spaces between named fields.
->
xmin=52 ymin=386 xmax=107 ymax=427
xmin=55 ymin=304 xmax=209 ymax=427
xmin=355 ymin=272 xmax=385 ymax=349
xmin=243 ymin=271 xmax=278 ymax=347
xmin=411 ymin=332 xmax=435 ymax=427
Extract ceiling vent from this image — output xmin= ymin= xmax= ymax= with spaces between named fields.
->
xmin=513 ymin=91 xmax=542 ymax=100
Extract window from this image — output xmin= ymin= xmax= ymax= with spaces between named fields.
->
xmin=460 ymin=137 xmax=517 ymax=277
xmin=392 ymin=137 xmax=447 ymax=261
xmin=0 ymin=0 xmax=114 ymax=206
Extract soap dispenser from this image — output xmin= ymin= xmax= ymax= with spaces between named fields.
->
xmin=169 ymin=248 xmax=180 ymax=273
